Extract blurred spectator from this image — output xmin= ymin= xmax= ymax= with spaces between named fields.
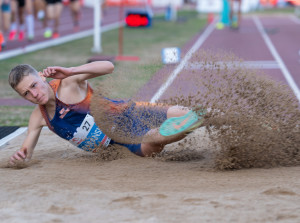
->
xmin=216 ymin=0 xmax=230 ymax=29
xmin=43 ymin=0 xmax=63 ymax=38
xmin=260 ymin=0 xmax=278 ymax=7
xmin=0 ymin=0 xmax=11 ymax=49
xmin=63 ymin=0 xmax=81 ymax=32
xmin=34 ymin=0 xmax=46 ymax=20
xmin=230 ymin=0 xmax=242 ymax=29
xmin=1 ymin=0 xmax=10 ymax=30
xmin=9 ymin=0 xmax=35 ymax=41
xmin=286 ymin=1 xmax=300 ymax=16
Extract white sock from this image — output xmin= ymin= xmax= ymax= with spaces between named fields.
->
xmin=10 ymin=23 xmax=17 ymax=31
xmin=26 ymin=14 xmax=34 ymax=37
xmin=37 ymin=10 xmax=45 ymax=20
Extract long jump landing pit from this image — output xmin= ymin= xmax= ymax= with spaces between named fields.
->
xmin=1 ymin=57 xmax=300 ymax=221
xmin=0 ymin=128 xmax=300 ymax=222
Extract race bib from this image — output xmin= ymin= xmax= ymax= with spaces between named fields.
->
xmin=69 ymin=114 xmax=111 ymax=152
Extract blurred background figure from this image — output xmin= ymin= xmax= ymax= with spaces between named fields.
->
xmin=230 ymin=0 xmax=242 ymax=29
xmin=101 ymin=0 xmax=106 ymax=19
xmin=34 ymin=0 xmax=46 ymax=20
xmin=0 ymin=0 xmax=11 ymax=49
xmin=286 ymin=0 xmax=300 ymax=16
xmin=260 ymin=0 xmax=278 ymax=7
xmin=216 ymin=0 xmax=230 ymax=29
xmin=43 ymin=0 xmax=63 ymax=38
xmin=9 ymin=0 xmax=35 ymax=41
xmin=63 ymin=0 xmax=81 ymax=32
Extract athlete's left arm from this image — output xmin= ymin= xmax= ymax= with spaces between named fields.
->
xmin=42 ymin=61 xmax=114 ymax=82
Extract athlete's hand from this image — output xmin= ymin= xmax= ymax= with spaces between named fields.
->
xmin=9 ymin=147 xmax=28 ymax=165
xmin=42 ymin=66 xmax=73 ymax=79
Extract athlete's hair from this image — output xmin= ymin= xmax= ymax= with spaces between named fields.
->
xmin=9 ymin=64 xmax=39 ymax=89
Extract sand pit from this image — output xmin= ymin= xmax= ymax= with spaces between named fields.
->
xmin=0 ymin=128 xmax=300 ymax=223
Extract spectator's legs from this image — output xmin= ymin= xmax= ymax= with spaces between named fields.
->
xmin=9 ymin=0 xmax=18 ymax=40
xmin=44 ymin=0 xmax=62 ymax=38
xmin=1 ymin=0 xmax=11 ymax=31
xmin=25 ymin=0 xmax=34 ymax=40
xmin=17 ymin=2 xmax=25 ymax=40
xmin=69 ymin=0 xmax=80 ymax=31
xmin=34 ymin=0 xmax=46 ymax=20
xmin=0 ymin=0 xmax=3 ymax=50
xmin=52 ymin=2 xmax=62 ymax=37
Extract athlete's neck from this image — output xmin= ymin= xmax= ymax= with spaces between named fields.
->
xmin=43 ymin=82 xmax=56 ymax=117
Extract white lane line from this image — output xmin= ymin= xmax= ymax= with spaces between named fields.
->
xmin=150 ymin=19 xmax=218 ymax=103
xmin=289 ymin=15 xmax=300 ymax=25
xmin=253 ymin=16 xmax=300 ymax=103
xmin=187 ymin=60 xmax=280 ymax=70
xmin=0 ymin=127 xmax=27 ymax=148
xmin=0 ymin=127 xmax=50 ymax=148
xmin=0 ymin=22 xmax=121 ymax=61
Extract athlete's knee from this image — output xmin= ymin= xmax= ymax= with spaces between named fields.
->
xmin=167 ymin=105 xmax=190 ymax=119
xmin=141 ymin=142 xmax=164 ymax=157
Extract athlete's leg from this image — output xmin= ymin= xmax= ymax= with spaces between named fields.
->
xmin=140 ymin=105 xmax=190 ymax=157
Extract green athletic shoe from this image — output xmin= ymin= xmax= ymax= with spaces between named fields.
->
xmin=231 ymin=21 xmax=239 ymax=29
xmin=216 ymin=22 xmax=225 ymax=30
xmin=44 ymin=29 xmax=52 ymax=38
xmin=159 ymin=110 xmax=205 ymax=136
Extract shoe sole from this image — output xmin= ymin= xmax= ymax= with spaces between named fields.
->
xmin=159 ymin=110 xmax=204 ymax=136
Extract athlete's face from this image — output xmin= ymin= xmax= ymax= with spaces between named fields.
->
xmin=15 ymin=73 xmax=50 ymax=105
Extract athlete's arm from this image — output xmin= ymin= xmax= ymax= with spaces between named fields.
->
xmin=42 ymin=61 xmax=114 ymax=83
xmin=9 ymin=106 xmax=45 ymax=165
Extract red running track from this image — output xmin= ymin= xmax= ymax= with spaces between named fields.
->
xmin=136 ymin=15 xmax=300 ymax=103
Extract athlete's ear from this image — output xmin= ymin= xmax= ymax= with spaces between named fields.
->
xmin=38 ymin=72 xmax=46 ymax=81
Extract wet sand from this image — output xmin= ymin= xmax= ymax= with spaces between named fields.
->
xmin=0 ymin=128 xmax=299 ymax=223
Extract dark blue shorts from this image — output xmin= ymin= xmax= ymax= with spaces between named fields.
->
xmin=1 ymin=3 xmax=10 ymax=12
xmin=110 ymin=140 xmax=144 ymax=156
xmin=107 ymin=98 xmax=169 ymax=156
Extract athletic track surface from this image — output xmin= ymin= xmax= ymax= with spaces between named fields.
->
xmin=136 ymin=14 xmax=300 ymax=104
xmin=0 ymin=5 xmax=163 ymax=106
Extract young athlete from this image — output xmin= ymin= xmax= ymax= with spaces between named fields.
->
xmin=8 ymin=61 xmax=202 ymax=165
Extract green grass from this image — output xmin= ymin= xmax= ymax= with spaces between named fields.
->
xmin=0 ymin=106 xmax=35 ymax=126
xmin=0 ymin=10 xmax=206 ymax=126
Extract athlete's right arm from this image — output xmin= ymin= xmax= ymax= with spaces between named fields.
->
xmin=9 ymin=106 xmax=46 ymax=165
